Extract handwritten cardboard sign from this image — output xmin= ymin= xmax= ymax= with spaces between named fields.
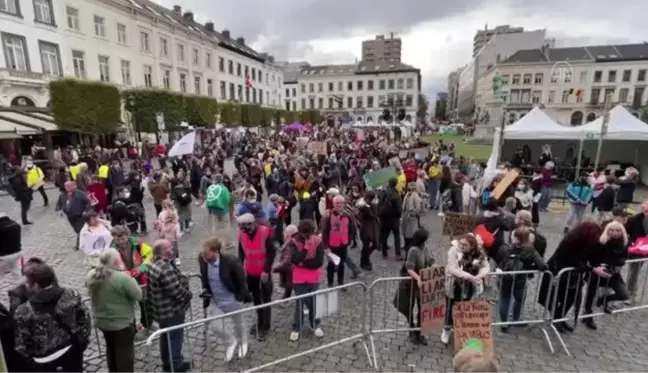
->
xmin=420 ymin=266 xmax=446 ymax=335
xmin=453 ymin=300 xmax=494 ymax=357
xmin=492 ymin=170 xmax=519 ymax=199
xmin=308 ymin=141 xmax=327 ymax=155
xmin=296 ymin=136 xmax=309 ymax=150
xmin=442 ymin=213 xmax=476 ymax=237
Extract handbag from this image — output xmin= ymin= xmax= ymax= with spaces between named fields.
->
xmin=628 ymin=236 xmax=648 ymax=257
xmin=474 ymin=224 xmax=497 ymax=248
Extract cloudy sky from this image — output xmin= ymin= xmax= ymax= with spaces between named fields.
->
xmin=156 ymin=0 xmax=647 ymax=101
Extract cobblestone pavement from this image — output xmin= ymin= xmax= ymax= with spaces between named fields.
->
xmin=2 ymin=185 xmax=648 ymax=372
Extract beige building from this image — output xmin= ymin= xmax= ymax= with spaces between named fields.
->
xmin=474 ymin=43 xmax=648 ymax=129
xmin=361 ymin=33 xmax=402 ymax=62
xmin=473 ymin=25 xmax=525 ymax=57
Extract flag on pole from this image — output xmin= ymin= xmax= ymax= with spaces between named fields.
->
xmin=245 ymin=75 xmax=253 ymax=88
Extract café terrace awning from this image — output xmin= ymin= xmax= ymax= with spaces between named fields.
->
xmin=0 ymin=117 xmax=41 ymax=139
xmin=0 ymin=110 xmax=58 ymax=132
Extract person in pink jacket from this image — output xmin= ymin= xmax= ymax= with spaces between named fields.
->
xmin=285 ymin=219 xmax=325 ymax=342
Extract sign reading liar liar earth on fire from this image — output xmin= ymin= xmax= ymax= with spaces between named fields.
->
xmin=420 ymin=265 xmax=446 ymax=335
xmin=453 ymin=300 xmax=494 ymax=357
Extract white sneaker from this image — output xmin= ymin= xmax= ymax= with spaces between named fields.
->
xmin=303 ymin=308 xmax=310 ymax=315
xmin=238 ymin=342 xmax=248 ymax=358
xmin=441 ymin=328 xmax=450 ymax=344
xmin=290 ymin=331 xmax=299 ymax=341
xmin=225 ymin=340 xmax=237 ymax=362
xmin=314 ymin=328 xmax=324 ymax=338
xmin=174 ymin=258 xmax=182 ymax=265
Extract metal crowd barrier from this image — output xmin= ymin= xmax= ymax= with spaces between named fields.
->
xmin=144 ymin=281 xmax=371 ymax=373
xmin=82 ymin=273 xmax=204 ymax=362
xmin=548 ymin=257 xmax=648 ymax=356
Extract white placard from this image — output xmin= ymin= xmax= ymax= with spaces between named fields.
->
xmin=83 ymin=231 xmax=113 ymax=256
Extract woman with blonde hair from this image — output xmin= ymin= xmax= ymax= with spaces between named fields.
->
xmin=401 ymin=182 xmax=424 ymax=253
xmin=581 ymin=220 xmax=630 ymax=330
xmin=86 ymin=248 xmax=142 ymax=372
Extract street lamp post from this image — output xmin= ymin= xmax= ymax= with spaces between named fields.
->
xmin=593 ymin=92 xmax=613 ymax=170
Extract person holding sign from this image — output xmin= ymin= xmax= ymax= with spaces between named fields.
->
xmin=394 ymin=228 xmax=434 ymax=345
xmin=441 ymin=234 xmax=490 ymax=345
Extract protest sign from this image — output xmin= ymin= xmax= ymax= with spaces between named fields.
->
xmin=296 ymin=137 xmax=309 ymax=150
xmin=453 ymin=300 xmax=494 ymax=357
xmin=83 ymin=231 xmax=113 ymax=256
xmin=442 ymin=213 xmax=476 ymax=237
xmin=363 ymin=167 xmax=397 ymax=190
xmin=308 ymin=141 xmax=327 ymax=155
xmin=420 ymin=265 xmax=446 ymax=335
xmin=492 ymin=170 xmax=519 ymax=199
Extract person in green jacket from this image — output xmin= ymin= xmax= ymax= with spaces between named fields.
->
xmin=86 ymin=247 xmax=142 ymax=372
xmin=206 ymin=174 xmax=232 ymax=245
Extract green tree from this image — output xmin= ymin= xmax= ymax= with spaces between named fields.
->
xmin=240 ymin=104 xmax=263 ymax=127
xmin=417 ymin=94 xmax=429 ymax=122
xmin=50 ymin=79 xmax=121 ymax=134
xmin=185 ymin=96 xmax=219 ymax=127
xmin=272 ymin=109 xmax=285 ymax=127
xmin=284 ymin=111 xmax=298 ymax=124
xmin=218 ymin=102 xmax=241 ymax=127
xmin=123 ymin=89 xmax=186 ymax=132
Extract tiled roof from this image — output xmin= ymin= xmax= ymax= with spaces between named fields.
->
xmin=130 ymin=0 xmax=267 ymax=63
xmin=298 ymin=61 xmax=419 ymax=77
xmin=502 ymin=43 xmax=648 ymax=64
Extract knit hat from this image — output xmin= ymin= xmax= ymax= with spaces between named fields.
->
xmin=237 ymin=213 xmax=255 ymax=224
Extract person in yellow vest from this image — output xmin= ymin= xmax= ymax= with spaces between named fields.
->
xmin=25 ymin=160 xmax=48 ymax=206
xmin=427 ymin=159 xmax=441 ymax=210
xmin=395 ymin=168 xmax=407 ymax=195
xmin=69 ymin=162 xmax=81 ymax=181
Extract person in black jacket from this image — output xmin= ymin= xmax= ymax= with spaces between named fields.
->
xmin=379 ymin=178 xmax=403 ymax=259
xmin=624 ymin=201 xmax=648 ymax=303
xmin=199 ymin=237 xmax=252 ymax=362
xmin=513 ymin=210 xmax=547 ymax=258
xmin=581 ymin=221 xmax=629 ymax=330
xmin=8 ymin=167 xmax=33 ymax=225
xmin=497 ymin=227 xmax=548 ymax=332
xmin=475 ymin=198 xmax=515 ymax=262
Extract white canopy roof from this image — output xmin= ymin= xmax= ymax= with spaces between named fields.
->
xmin=572 ymin=105 xmax=648 ymax=140
xmin=504 ymin=107 xmax=579 ymax=140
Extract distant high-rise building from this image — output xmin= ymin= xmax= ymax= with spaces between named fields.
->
xmin=361 ymin=33 xmax=402 ymax=62
xmin=473 ymin=24 xmax=525 ymax=57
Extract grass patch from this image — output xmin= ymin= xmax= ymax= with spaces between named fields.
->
xmin=420 ymin=134 xmax=492 ymax=161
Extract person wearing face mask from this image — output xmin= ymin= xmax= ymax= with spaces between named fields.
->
xmin=237 ymin=213 xmax=276 ymax=341
xmin=25 ymin=160 xmax=48 ymax=206
xmin=581 ymin=221 xmax=629 ymax=330
xmin=514 ymin=179 xmax=534 ymax=212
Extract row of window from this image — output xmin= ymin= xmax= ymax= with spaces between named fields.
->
xmin=63 ymin=5 xmax=280 ymax=87
xmin=501 ymin=68 xmax=648 ymax=87
xmin=293 ymin=78 xmax=416 ymax=96
xmin=1 ymin=0 xmax=55 ymax=25
xmin=503 ymin=86 xmax=645 ymax=106
xmin=2 ymin=32 xmax=61 ymax=74
xmin=290 ymin=94 xmax=415 ymax=111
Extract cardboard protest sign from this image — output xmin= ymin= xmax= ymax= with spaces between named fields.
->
xmin=308 ymin=141 xmax=327 ymax=155
xmin=492 ymin=170 xmax=519 ymax=199
xmin=453 ymin=300 xmax=494 ymax=357
xmin=296 ymin=137 xmax=309 ymax=150
xmin=442 ymin=213 xmax=476 ymax=237
xmin=420 ymin=266 xmax=446 ymax=335
xmin=363 ymin=167 xmax=397 ymax=190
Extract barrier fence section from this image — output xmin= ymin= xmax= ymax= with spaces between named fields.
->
xmin=82 ymin=273 xmax=204 ymax=363
xmin=548 ymin=257 xmax=648 ymax=356
xmin=365 ymin=270 xmax=555 ymax=371
xmin=144 ymin=281 xmax=371 ymax=373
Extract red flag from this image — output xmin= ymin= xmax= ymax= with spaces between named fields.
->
xmin=245 ymin=75 xmax=253 ymax=88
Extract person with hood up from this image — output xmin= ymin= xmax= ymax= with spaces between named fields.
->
xmin=13 ymin=263 xmax=91 ymax=372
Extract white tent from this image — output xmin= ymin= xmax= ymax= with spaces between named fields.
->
xmin=504 ymin=107 xmax=580 ymax=140
xmin=572 ymin=105 xmax=648 ymax=140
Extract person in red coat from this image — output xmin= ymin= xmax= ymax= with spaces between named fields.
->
xmin=403 ymin=159 xmax=417 ymax=183
xmin=87 ymin=176 xmax=108 ymax=214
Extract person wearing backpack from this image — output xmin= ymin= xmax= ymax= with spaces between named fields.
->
xmin=497 ymin=227 xmax=547 ymax=332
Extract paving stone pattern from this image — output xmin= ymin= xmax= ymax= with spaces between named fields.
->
xmin=2 ymin=181 xmax=648 ymax=372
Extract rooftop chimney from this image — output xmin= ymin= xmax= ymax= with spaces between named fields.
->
xmin=236 ymin=37 xmax=245 ymax=45
xmin=205 ymin=22 xmax=214 ymax=32
xmin=222 ymin=29 xmax=230 ymax=39
xmin=183 ymin=11 xmax=193 ymax=22
xmin=172 ymin=5 xmax=181 ymax=13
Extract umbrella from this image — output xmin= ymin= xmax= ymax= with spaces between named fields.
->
xmin=284 ymin=121 xmax=305 ymax=131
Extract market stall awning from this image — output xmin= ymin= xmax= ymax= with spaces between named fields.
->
xmin=504 ymin=107 xmax=581 ymax=140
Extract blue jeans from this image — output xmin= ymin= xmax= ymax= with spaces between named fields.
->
xmin=292 ymin=283 xmax=320 ymax=332
xmin=158 ymin=312 xmax=186 ymax=369
xmin=427 ymin=178 xmax=440 ymax=208
xmin=539 ymin=186 xmax=552 ymax=210
xmin=499 ymin=278 xmax=527 ymax=323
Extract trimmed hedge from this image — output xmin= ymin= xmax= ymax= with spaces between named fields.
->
xmin=123 ymin=89 xmax=187 ymax=132
xmin=50 ymin=79 xmax=121 ymax=134
xmin=185 ymin=95 xmax=219 ymax=127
